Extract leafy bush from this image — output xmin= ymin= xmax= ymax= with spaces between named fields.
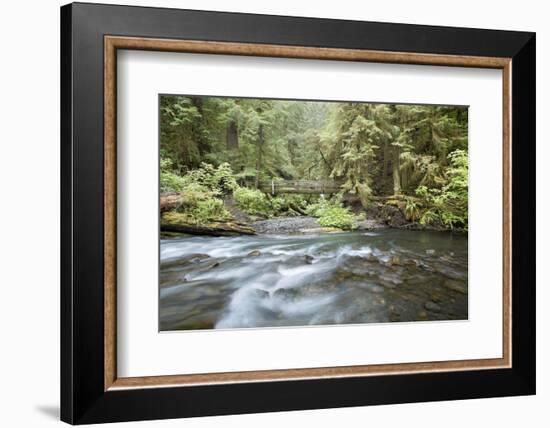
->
xmin=184 ymin=162 xmax=238 ymax=195
xmin=160 ymin=158 xmax=186 ymax=192
xmin=234 ymin=188 xmax=311 ymax=217
xmin=316 ymin=206 xmax=357 ymax=230
xmin=233 ymin=187 xmax=273 ymax=216
xmin=270 ymin=194 xmax=309 ymax=216
xmin=415 ymin=149 xmax=468 ymax=230
xmin=404 ymin=197 xmax=421 ymax=222
xmin=164 ymin=196 xmax=231 ymax=225
xmin=305 ymin=196 xmax=357 ymax=230
xmin=304 ymin=197 xmax=334 ymax=217
xmin=160 ymin=161 xmax=238 ymax=225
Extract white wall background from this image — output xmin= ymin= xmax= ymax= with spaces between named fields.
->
xmin=0 ymin=1 xmax=545 ymax=427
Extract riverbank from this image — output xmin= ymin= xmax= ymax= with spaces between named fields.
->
xmin=160 ymin=191 xmax=467 ymax=238
xmin=252 ymin=216 xmax=386 ymax=235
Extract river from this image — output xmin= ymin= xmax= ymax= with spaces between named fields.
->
xmin=160 ymin=228 xmax=468 ymax=331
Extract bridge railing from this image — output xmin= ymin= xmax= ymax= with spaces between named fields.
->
xmin=257 ymin=180 xmax=343 ymax=195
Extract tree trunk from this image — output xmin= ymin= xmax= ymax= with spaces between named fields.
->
xmin=255 ymin=123 xmax=264 ymax=188
xmin=190 ymin=97 xmax=208 ymax=155
xmin=383 ymin=140 xmax=389 ymax=178
xmin=226 ymin=120 xmax=239 ymax=150
xmin=392 ymin=145 xmax=401 ymax=195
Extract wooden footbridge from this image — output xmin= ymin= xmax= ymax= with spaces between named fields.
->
xmin=257 ymin=180 xmax=343 ymax=195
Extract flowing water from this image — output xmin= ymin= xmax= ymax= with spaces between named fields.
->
xmin=160 ymin=229 xmax=468 ymax=331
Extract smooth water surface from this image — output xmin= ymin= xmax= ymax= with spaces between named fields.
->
xmin=160 ymin=229 xmax=468 ymax=330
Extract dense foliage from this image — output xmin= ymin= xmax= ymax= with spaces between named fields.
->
xmin=415 ymin=149 xmax=468 ymax=229
xmin=161 ymin=162 xmax=234 ymax=224
xmin=233 ymin=187 xmax=273 ymax=217
xmin=305 ymin=197 xmax=357 ymax=230
xmin=160 ymin=95 xmax=468 ymax=230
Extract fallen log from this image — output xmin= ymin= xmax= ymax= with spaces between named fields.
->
xmin=161 ymin=220 xmax=256 ymax=237
xmin=368 ymin=195 xmax=421 ymax=202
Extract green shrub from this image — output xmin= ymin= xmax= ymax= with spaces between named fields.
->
xmin=404 ymin=197 xmax=421 ymax=222
xmin=164 ymin=194 xmax=231 ymax=225
xmin=193 ymin=198 xmax=231 ymax=222
xmin=316 ymin=206 xmax=357 ymax=230
xmin=160 ymin=161 xmax=237 ymax=225
xmin=184 ymin=162 xmax=238 ymax=195
xmin=414 ymin=149 xmax=468 ymax=230
xmin=270 ymin=194 xmax=309 ymax=215
xmin=234 ymin=187 xmax=273 ymax=216
xmin=234 ymin=188 xmax=311 ymax=217
xmin=304 ymin=197 xmax=334 ymax=217
xmin=160 ymin=158 xmax=186 ymax=192
xmin=305 ymin=196 xmax=357 ymax=230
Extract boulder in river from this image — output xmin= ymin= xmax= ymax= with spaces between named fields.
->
xmin=430 ymin=291 xmax=443 ymax=303
xmin=252 ymin=288 xmax=270 ymax=299
xmin=188 ymin=254 xmax=211 ymax=263
xmin=424 ymin=301 xmax=442 ymax=312
xmin=443 ymin=279 xmax=468 ymax=295
xmin=160 ymin=253 xmax=210 ymax=268
xmin=386 ymin=255 xmax=402 ymax=266
xmin=247 ymin=250 xmax=261 ymax=257
xmin=273 ymin=287 xmax=300 ymax=301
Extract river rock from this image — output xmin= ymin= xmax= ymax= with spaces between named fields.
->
xmin=363 ymin=253 xmax=379 ymax=263
xmin=252 ymin=288 xmax=270 ymax=299
xmin=384 ymin=256 xmax=402 ymax=266
xmin=273 ymin=287 xmax=300 ymax=301
xmin=161 ymin=253 xmax=210 ymax=268
xmin=417 ymin=310 xmax=428 ymax=320
xmin=362 ymin=283 xmax=385 ymax=293
xmin=389 ymin=307 xmax=401 ymax=322
xmin=304 ymin=254 xmax=315 ymax=264
xmin=443 ymin=279 xmax=468 ymax=294
xmin=379 ymin=273 xmax=403 ymax=287
xmin=438 ymin=254 xmax=454 ymax=263
xmin=439 ymin=267 xmax=467 ymax=281
xmin=353 ymin=281 xmax=384 ymax=293
xmin=424 ymin=301 xmax=441 ymax=312
xmin=379 ymin=281 xmax=397 ymax=289
xmin=252 ymin=216 xmax=319 ymax=234
xmin=205 ymin=261 xmax=220 ymax=270
xmin=247 ymin=250 xmax=261 ymax=257
xmin=430 ymin=291 xmax=443 ymax=303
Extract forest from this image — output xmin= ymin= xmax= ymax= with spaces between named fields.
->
xmin=159 ymin=95 xmax=468 ymax=234
xmin=159 ymin=95 xmax=469 ymax=330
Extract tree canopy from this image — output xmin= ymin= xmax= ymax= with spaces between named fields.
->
xmin=160 ymin=95 xmax=468 ymax=230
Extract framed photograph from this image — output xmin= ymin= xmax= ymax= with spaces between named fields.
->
xmin=60 ymin=2 xmax=535 ymax=424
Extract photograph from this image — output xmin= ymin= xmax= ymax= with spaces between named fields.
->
xmin=159 ymin=95 xmax=469 ymax=331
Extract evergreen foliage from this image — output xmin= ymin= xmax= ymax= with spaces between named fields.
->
xmin=160 ymin=95 xmax=468 ymax=230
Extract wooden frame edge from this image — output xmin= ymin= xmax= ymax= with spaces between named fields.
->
xmin=103 ymin=35 xmax=512 ymax=391
xmin=105 ymin=36 xmax=511 ymax=68
xmin=502 ymin=61 xmax=513 ymax=369
xmin=104 ymin=36 xmax=117 ymax=390
xmin=110 ymin=357 xmax=508 ymax=390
